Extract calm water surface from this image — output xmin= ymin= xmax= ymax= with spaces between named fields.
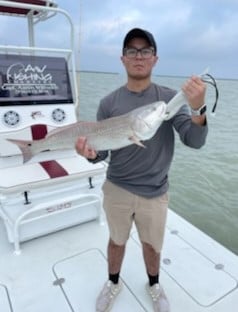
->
xmin=78 ymin=72 xmax=238 ymax=255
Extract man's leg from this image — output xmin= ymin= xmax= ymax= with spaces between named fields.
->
xmin=96 ymin=180 xmax=133 ymax=311
xmin=135 ymin=193 xmax=170 ymax=312
xmin=142 ymin=242 xmax=170 ymax=312
xmin=142 ymin=242 xmax=160 ymax=283
xmin=96 ymin=239 xmax=125 ymax=312
xmin=108 ymin=238 xmax=125 ymax=276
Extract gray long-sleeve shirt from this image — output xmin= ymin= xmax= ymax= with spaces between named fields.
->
xmin=95 ymin=83 xmax=208 ymax=198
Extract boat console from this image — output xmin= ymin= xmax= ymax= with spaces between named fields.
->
xmin=0 ymin=0 xmax=106 ymax=254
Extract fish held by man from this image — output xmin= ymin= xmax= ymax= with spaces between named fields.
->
xmin=7 ymin=101 xmax=168 ymax=163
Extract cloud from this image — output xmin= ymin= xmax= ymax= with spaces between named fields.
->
xmin=0 ymin=0 xmax=237 ymax=78
xmin=194 ymin=15 xmax=238 ymax=55
xmin=79 ymin=0 xmax=238 ymax=77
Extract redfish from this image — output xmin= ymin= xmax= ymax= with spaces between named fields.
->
xmin=7 ymin=101 xmax=168 ymax=163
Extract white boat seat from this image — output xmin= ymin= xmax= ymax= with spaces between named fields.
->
xmin=0 ymin=123 xmax=107 ymax=254
xmin=0 ymin=154 xmax=106 ymax=194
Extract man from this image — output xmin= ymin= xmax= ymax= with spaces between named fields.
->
xmin=76 ymin=28 xmax=208 ymax=312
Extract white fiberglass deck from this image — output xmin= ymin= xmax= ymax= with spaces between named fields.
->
xmin=0 ymin=209 xmax=237 ymax=312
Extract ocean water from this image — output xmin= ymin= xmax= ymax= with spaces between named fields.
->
xmin=78 ymin=71 xmax=238 ymax=255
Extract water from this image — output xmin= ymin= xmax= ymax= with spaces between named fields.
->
xmin=78 ymin=71 xmax=238 ymax=255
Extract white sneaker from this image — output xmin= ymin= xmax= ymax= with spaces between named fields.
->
xmin=146 ymin=283 xmax=170 ymax=312
xmin=96 ymin=280 xmax=122 ymax=312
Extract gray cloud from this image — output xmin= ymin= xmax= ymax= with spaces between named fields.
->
xmin=78 ymin=0 xmax=238 ymax=78
xmin=0 ymin=0 xmax=237 ymax=79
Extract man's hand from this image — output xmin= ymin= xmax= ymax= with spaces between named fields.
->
xmin=182 ymin=76 xmax=207 ymax=125
xmin=182 ymin=76 xmax=206 ymax=110
xmin=75 ymin=137 xmax=97 ymax=160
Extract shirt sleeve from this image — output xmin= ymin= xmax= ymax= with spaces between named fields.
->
xmin=172 ymin=104 xmax=208 ymax=148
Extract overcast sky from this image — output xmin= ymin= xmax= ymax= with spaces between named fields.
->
xmin=1 ymin=0 xmax=237 ymax=79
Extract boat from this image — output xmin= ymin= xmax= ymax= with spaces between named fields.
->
xmin=0 ymin=1 xmax=237 ymax=311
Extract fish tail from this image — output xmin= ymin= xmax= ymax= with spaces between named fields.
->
xmin=7 ymin=138 xmax=34 ymax=163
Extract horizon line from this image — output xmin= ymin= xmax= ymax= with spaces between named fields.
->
xmin=77 ymin=70 xmax=238 ymax=81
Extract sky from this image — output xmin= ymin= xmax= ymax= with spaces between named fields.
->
xmin=1 ymin=0 xmax=237 ymax=79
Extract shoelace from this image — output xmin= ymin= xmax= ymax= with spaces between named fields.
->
xmin=149 ymin=285 xmax=161 ymax=301
xmin=107 ymin=282 xmax=120 ymax=296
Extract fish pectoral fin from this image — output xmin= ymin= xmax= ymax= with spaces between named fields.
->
xmin=129 ymin=136 xmax=146 ymax=148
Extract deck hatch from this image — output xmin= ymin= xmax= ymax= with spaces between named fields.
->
xmin=53 ymin=248 xmax=146 ymax=312
xmin=0 ymin=284 xmax=12 ymax=312
xmin=132 ymin=228 xmax=237 ymax=307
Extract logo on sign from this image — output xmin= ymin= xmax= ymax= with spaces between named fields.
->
xmin=2 ymin=62 xmax=58 ymax=95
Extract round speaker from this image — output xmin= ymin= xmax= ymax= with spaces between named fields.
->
xmin=3 ymin=110 xmax=20 ymax=127
xmin=51 ymin=108 xmax=66 ymax=123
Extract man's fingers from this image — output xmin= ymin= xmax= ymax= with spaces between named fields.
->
xmin=75 ymin=137 xmax=97 ymax=159
xmin=75 ymin=137 xmax=87 ymax=155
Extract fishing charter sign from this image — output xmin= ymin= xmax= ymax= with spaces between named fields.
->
xmin=4 ymin=63 xmax=57 ymax=94
xmin=0 ymin=54 xmax=73 ymax=106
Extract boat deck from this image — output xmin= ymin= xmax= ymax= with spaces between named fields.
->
xmin=1 ymin=209 xmax=237 ymax=312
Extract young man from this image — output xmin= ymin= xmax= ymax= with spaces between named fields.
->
xmin=76 ymin=28 xmax=208 ymax=312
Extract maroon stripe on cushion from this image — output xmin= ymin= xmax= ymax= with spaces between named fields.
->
xmin=40 ymin=160 xmax=68 ymax=178
xmin=31 ymin=124 xmax=48 ymax=140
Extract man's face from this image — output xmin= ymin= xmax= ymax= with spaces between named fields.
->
xmin=121 ymin=38 xmax=158 ymax=80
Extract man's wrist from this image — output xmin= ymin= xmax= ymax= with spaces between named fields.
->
xmin=191 ymin=103 xmax=207 ymax=116
xmin=87 ymin=153 xmax=101 ymax=164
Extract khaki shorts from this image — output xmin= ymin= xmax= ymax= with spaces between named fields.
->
xmin=102 ymin=180 xmax=169 ymax=253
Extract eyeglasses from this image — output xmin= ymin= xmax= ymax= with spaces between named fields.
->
xmin=123 ymin=47 xmax=155 ymax=59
